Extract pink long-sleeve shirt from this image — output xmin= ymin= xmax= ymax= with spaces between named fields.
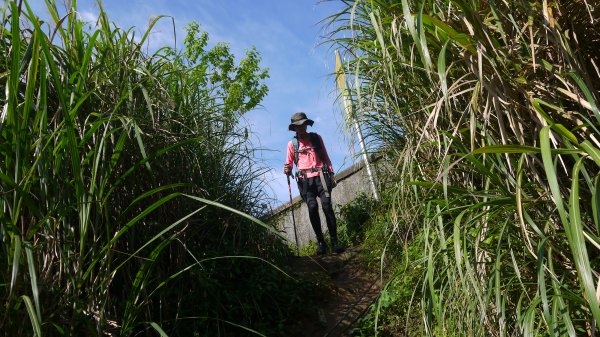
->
xmin=285 ymin=133 xmax=334 ymax=178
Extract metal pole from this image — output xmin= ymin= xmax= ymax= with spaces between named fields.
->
xmin=335 ymin=50 xmax=379 ymax=201
xmin=353 ymin=114 xmax=379 ymax=201
xmin=287 ymin=174 xmax=300 ymax=256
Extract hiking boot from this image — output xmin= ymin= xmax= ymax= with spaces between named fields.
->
xmin=331 ymin=243 xmax=346 ymax=254
xmin=316 ymin=242 xmax=327 ymax=255
xmin=331 ymin=236 xmax=346 ymax=254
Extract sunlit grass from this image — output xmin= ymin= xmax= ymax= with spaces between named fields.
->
xmin=0 ymin=1 xmax=311 ymax=336
xmin=326 ymin=0 xmax=600 ymax=335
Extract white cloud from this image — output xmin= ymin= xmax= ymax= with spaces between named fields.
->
xmin=66 ymin=0 xmax=353 ymax=208
xmin=77 ymin=9 xmax=97 ymax=25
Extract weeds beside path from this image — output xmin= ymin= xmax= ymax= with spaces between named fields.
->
xmin=285 ymin=246 xmax=381 ymax=337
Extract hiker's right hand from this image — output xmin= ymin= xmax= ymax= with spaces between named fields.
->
xmin=283 ymin=164 xmax=291 ymax=175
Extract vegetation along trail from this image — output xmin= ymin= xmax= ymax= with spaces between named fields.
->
xmin=3 ymin=0 xmax=600 ymax=336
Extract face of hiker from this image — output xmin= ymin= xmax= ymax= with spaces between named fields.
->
xmin=294 ymin=124 xmax=308 ymax=135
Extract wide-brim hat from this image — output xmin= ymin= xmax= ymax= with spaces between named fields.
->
xmin=288 ymin=112 xmax=314 ymax=131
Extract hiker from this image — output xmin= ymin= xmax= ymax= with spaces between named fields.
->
xmin=283 ymin=112 xmax=345 ymax=255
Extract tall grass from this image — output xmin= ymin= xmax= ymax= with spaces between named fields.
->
xmin=0 ymin=1 xmax=305 ymax=336
xmin=326 ymin=0 xmax=600 ymax=335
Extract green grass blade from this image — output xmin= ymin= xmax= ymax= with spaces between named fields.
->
xmin=549 ymin=248 xmax=577 ymax=337
xmin=540 ymin=126 xmax=569 ymax=229
xmin=113 ymin=204 xmax=204 ymax=274
xmin=9 ymin=235 xmax=22 ymax=297
xmin=568 ymin=71 xmax=600 ymax=125
xmin=569 ymin=157 xmax=600 ymax=323
xmin=537 ymin=238 xmax=554 ymax=336
xmin=521 ymin=297 xmax=542 ymax=336
xmin=22 ymin=30 xmax=40 ymax=128
xmin=438 ymin=41 xmax=449 ymax=99
xmin=125 ymin=183 xmax=189 ymax=211
xmin=7 ymin=1 xmax=20 ymax=127
xmin=473 ymin=145 xmax=541 ymax=154
xmin=472 ymin=145 xmax=581 ymax=155
xmin=140 ymin=85 xmax=155 ymax=126
xmin=21 ymin=295 xmax=42 ymax=337
xmin=149 ymin=255 xmax=293 ymax=299
xmin=184 ymin=194 xmax=282 ymax=237
xmin=134 ymin=123 xmax=152 ymax=171
xmin=24 ymin=242 xmax=42 ymax=323
xmin=593 ymin=175 xmax=600 ymax=234
xmin=82 ymin=192 xmax=183 ymax=281
xmin=420 ymin=14 xmax=476 ymax=54
xmin=150 ymin=322 xmax=169 ymax=337
xmin=579 ymin=140 xmax=600 ymax=167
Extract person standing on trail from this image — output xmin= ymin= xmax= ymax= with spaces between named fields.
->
xmin=283 ymin=112 xmax=345 ymax=255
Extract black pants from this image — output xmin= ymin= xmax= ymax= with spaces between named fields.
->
xmin=298 ymin=176 xmax=338 ymax=244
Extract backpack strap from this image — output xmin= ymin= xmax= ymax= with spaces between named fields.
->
xmin=309 ymin=133 xmax=332 ymax=195
xmin=309 ymin=132 xmax=329 ymax=171
xmin=293 ymin=132 xmax=330 ymax=172
xmin=292 ymin=136 xmax=299 ymax=167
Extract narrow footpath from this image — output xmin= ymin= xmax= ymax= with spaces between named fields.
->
xmin=286 ymin=246 xmax=381 ymax=337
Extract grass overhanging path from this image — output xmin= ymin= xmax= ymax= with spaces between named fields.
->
xmin=285 ymin=246 xmax=381 ymax=337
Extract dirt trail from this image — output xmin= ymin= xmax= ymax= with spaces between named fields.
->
xmin=286 ymin=246 xmax=381 ymax=337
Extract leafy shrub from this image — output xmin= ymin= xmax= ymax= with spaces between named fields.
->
xmin=352 ymin=233 xmax=426 ymax=337
xmin=336 ymin=192 xmax=378 ymax=246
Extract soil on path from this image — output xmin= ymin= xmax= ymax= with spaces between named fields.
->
xmin=285 ymin=246 xmax=381 ymax=337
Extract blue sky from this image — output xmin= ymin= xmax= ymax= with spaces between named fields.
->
xmin=28 ymin=0 xmax=358 ymax=207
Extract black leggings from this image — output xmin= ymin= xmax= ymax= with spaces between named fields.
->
xmin=298 ymin=176 xmax=338 ymax=243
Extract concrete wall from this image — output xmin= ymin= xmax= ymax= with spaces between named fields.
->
xmin=271 ymin=159 xmax=377 ymax=248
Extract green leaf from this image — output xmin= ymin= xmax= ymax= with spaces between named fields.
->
xmin=473 ymin=145 xmax=541 ymax=154
xmin=438 ymin=41 xmax=449 ymax=99
xmin=569 ymin=157 xmax=600 ymax=323
xmin=134 ymin=123 xmax=152 ymax=171
xmin=568 ymin=72 xmax=600 ymax=125
xmin=24 ymin=242 xmax=42 ymax=323
xmin=150 ymin=322 xmax=169 ymax=337
xmin=472 ymin=145 xmax=581 ymax=155
xmin=420 ymin=14 xmax=476 ymax=54
xmin=184 ymin=194 xmax=282 ymax=237
xmin=21 ymin=295 xmax=42 ymax=337
xmin=407 ymin=181 xmax=469 ymax=195
xmin=10 ymin=236 xmax=21 ymax=297
xmin=536 ymin=238 xmax=554 ymax=336
xmin=540 ymin=126 xmax=569 ymax=228
xmin=579 ymin=140 xmax=600 ymax=167
xmin=593 ymin=175 xmax=600 ymax=234
xmin=83 ymin=193 xmax=183 ymax=281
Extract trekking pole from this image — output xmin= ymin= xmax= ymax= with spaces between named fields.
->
xmin=286 ymin=173 xmax=300 ymax=257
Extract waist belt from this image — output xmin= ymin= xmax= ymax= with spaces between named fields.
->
xmin=297 ymin=168 xmax=321 ymax=176
xmin=297 ymin=167 xmax=332 ymax=197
